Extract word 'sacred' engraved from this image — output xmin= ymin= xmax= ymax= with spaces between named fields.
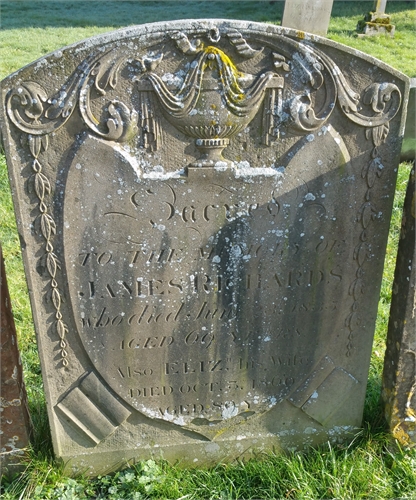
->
xmin=130 ymin=194 xmax=262 ymax=224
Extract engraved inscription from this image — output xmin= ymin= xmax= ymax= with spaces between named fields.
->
xmin=63 ymin=133 xmax=356 ymax=426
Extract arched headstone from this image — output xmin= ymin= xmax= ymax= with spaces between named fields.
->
xmin=0 ymin=19 xmax=409 ymax=474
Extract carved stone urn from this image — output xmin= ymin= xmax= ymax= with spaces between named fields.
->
xmin=138 ymin=46 xmax=283 ymax=166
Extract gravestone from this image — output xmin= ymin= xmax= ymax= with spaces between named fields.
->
xmin=401 ymin=78 xmax=416 ymax=162
xmin=357 ymin=0 xmax=395 ymax=37
xmin=1 ymin=244 xmax=33 ymax=475
xmin=0 ymin=19 xmax=409 ymax=475
xmin=382 ymin=168 xmax=415 ymax=448
xmin=281 ymin=0 xmax=334 ymax=36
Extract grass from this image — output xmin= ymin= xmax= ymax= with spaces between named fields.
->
xmin=0 ymin=2 xmax=415 ymax=79
xmin=1 ymin=1 xmax=416 ymax=498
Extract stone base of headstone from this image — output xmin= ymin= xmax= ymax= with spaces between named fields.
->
xmin=382 ymin=168 xmax=416 ymax=448
xmin=0 ymin=245 xmax=33 ymax=476
xmin=401 ymin=79 xmax=416 ymax=162
xmin=357 ymin=12 xmax=395 ymax=37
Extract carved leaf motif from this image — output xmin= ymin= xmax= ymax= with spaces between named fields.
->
xmin=41 ymin=134 xmax=49 ymax=152
xmin=90 ymin=52 xmax=126 ymax=94
xmin=51 ymin=287 xmax=62 ymax=310
xmin=28 ymin=134 xmax=47 ymax=158
xmin=34 ymin=172 xmax=51 ymax=200
xmin=38 ymin=213 xmax=56 ymax=241
xmin=56 ymin=319 xmax=68 ymax=340
xmin=79 ymin=55 xmax=139 ymax=144
xmin=345 ymin=310 xmax=357 ymax=327
xmin=369 ymin=124 xmax=390 ymax=148
xmin=349 ymin=278 xmax=365 ymax=299
xmin=359 ymin=202 xmax=375 ymax=229
xmin=46 ymin=252 xmax=59 ymax=278
xmin=310 ymin=47 xmax=362 ymax=119
xmin=354 ymin=242 xmax=369 ymax=267
xmin=45 ymin=56 xmax=98 ymax=122
xmin=363 ymin=157 xmax=384 ymax=188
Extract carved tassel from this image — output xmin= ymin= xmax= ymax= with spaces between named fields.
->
xmin=262 ymin=87 xmax=284 ymax=145
xmin=138 ymin=92 xmax=163 ymax=151
xmin=262 ymin=88 xmax=275 ymax=146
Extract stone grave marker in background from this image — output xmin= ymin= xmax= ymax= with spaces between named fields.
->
xmin=401 ymin=78 xmax=415 ymax=162
xmin=357 ymin=0 xmax=396 ymax=37
xmin=0 ymin=19 xmax=409 ymax=475
xmin=382 ymin=168 xmax=415 ymax=448
xmin=281 ymin=0 xmax=334 ymax=36
xmin=1 ymin=244 xmax=33 ymax=475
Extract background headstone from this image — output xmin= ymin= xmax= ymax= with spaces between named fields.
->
xmin=281 ymin=0 xmax=334 ymax=36
xmin=0 ymin=19 xmax=409 ymax=475
xmin=0 ymin=244 xmax=32 ymax=476
xmin=357 ymin=0 xmax=396 ymax=37
xmin=401 ymin=78 xmax=416 ymax=162
xmin=382 ymin=168 xmax=415 ymax=448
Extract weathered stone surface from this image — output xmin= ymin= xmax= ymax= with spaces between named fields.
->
xmin=281 ymin=0 xmax=334 ymax=36
xmin=0 ymin=244 xmax=32 ymax=476
xmin=401 ymin=78 xmax=415 ymax=162
xmin=382 ymin=168 xmax=416 ymax=448
xmin=0 ymin=20 xmax=409 ymax=475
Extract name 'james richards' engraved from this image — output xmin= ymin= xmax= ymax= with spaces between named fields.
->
xmin=79 ymin=268 xmax=343 ymax=300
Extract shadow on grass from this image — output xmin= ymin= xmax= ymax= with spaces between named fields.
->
xmin=363 ymin=366 xmax=387 ymax=434
xmin=28 ymin=396 xmax=54 ymax=461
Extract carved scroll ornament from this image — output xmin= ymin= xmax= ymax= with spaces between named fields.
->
xmin=7 ymin=27 xmax=401 ymax=155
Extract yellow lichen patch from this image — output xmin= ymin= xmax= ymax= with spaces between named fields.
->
xmin=296 ymin=31 xmax=305 ymax=40
xmin=203 ymin=46 xmax=245 ymax=102
xmin=392 ymin=419 xmax=416 ymax=448
xmin=388 ymin=395 xmax=416 ymax=448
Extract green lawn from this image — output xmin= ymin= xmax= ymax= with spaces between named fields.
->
xmin=1 ymin=1 xmax=415 ymax=498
